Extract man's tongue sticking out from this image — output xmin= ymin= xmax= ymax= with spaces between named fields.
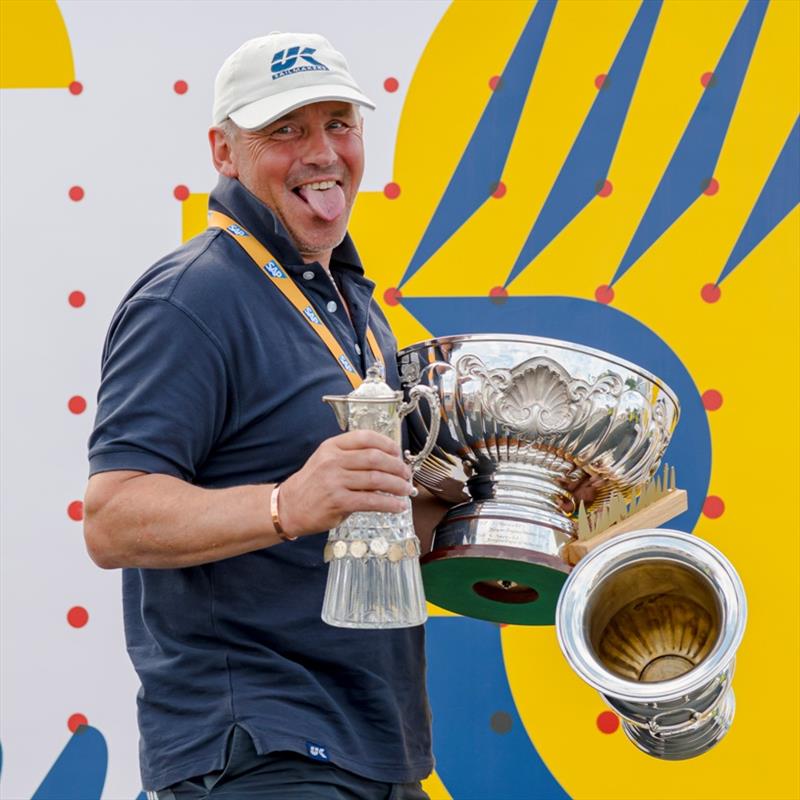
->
xmin=297 ymin=184 xmax=346 ymax=222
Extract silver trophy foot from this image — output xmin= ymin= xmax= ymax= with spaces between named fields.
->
xmin=620 ymin=686 xmax=737 ymax=760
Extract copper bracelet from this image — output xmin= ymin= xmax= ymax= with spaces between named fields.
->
xmin=271 ymin=484 xmax=297 ymax=542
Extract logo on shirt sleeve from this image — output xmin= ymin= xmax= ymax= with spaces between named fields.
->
xmin=263 ymin=260 xmax=287 ymax=279
xmin=305 ymin=741 xmax=330 ymax=761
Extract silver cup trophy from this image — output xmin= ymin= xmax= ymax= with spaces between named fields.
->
xmin=398 ymin=334 xmax=680 ymax=625
xmin=556 ymin=529 xmax=747 ymax=759
xmin=321 ymin=365 xmax=440 ymax=629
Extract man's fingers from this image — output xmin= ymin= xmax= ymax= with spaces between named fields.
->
xmin=342 ymin=448 xmax=412 ymax=480
xmin=334 ymin=430 xmax=402 ymax=456
xmin=341 ymin=490 xmax=408 ymax=515
xmin=343 ymin=470 xmax=414 ymax=497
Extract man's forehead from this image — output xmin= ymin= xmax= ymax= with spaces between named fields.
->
xmin=273 ymin=101 xmax=357 ymax=124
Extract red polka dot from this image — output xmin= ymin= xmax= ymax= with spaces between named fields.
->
xmin=384 ymin=287 xmax=403 ymax=306
xmin=68 ymin=395 xmax=87 ymax=414
xmin=703 ymin=177 xmax=719 ymax=196
xmin=597 ymin=711 xmax=619 ymax=733
xmin=68 ymin=291 xmax=86 ymax=308
xmin=701 ymin=72 xmax=715 ymax=88
xmin=173 ymin=80 xmax=188 ymax=95
xmin=489 ymin=286 xmax=508 ymax=300
xmin=491 ymin=181 xmax=507 ymax=199
xmin=68 ymin=501 xmax=84 ymax=521
xmin=383 ymin=182 xmax=401 ymax=200
xmin=173 ymin=185 xmax=190 ymax=202
xmin=383 ymin=77 xmax=399 ymax=93
xmin=67 ymin=606 xmax=89 ymax=628
xmin=702 ymin=390 xmax=723 ymax=411
xmin=595 ymin=285 xmax=614 ymax=304
xmin=68 ymin=713 xmax=88 ymax=733
xmin=596 ymin=179 xmax=613 ymax=197
xmin=703 ymin=496 xmax=725 ymax=519
xmin=68 ymin=81 xmax=83 ymax=95
xmin=701 ymin=283 xmax=721 ymax=303
xmin=488 ymin=75 xmax=501 ymax=91
xmin=69 ymin=186 xmax=84 ymax=202
xmin=594 ymin=74 xmax=607 ymax=90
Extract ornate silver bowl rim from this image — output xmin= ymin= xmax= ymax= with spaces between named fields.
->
xmin=400 ymin=333 xmax=680 ymax=410
xmin=555 ymin=529 xmax=746 ymax=703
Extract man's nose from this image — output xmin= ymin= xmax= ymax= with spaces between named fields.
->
xmin=300 ymin=128 xmax=338 ymax=168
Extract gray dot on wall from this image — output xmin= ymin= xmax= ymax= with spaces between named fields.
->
xmin=490 ymin=711 xmax=513 ymax=734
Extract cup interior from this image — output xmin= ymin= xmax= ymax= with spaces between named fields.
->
xmin=586 ymin=559 xmax=722 ymax=683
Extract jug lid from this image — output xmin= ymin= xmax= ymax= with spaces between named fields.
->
xmin=349 ymin=363 xmax=399 ymax=400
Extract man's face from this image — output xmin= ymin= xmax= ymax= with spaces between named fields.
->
xmin=225 ymin=101 xmax=364 ymax=261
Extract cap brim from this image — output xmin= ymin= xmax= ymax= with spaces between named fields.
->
xmin=229 ymin=84 xmax=376 ymax=131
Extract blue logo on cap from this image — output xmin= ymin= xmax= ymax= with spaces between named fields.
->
xmin=263 ymin=260 xmax=286 ymax=279
xmin=271 ymin=46 xmax=329 ymax=80
xmin=226 ymin=223 xmax=249 ymax=237
xmin=303 ymin=306 xmax=322 ymax=325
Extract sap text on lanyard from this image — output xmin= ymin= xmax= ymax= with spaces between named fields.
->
xmin=208 ymin=211 xmax=385 ymax=389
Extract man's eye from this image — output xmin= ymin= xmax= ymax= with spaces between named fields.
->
xmin=328 ymin=121 xmax=350 ymax=132
xmin=271 ymin=125 xmax=296 ymax=137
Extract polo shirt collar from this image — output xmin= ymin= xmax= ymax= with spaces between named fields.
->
xmin=208 ymin=175 xmax=365 ymax=278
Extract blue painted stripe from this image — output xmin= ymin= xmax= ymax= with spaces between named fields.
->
xmin=426 ymin=617 xmax=570 ymax=799
xmin=611 ymin=0 xmax=769 ymax=285
xmin=32 ymin=726 xmax=107 ymax=800
xmin=505 ymin=0 xmax=662 ymax=286
xmin=398 ymin=0 xmax=557 ymax=288
xmin=717 ymin=115 xmax=800 ymax=284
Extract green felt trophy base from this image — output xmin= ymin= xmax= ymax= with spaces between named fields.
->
xmin=421 ymin=544 xmax=572 ymax=626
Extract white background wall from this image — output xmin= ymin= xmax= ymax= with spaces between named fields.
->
xmin=0 ymin=3 xmax=449 ymax=797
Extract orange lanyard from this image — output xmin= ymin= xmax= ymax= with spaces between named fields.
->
xmin=208 ymin=211 xmax=385 ymax=389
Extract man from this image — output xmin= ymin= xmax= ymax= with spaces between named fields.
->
xmin=84 ymin=32 xmax=441 ymax=799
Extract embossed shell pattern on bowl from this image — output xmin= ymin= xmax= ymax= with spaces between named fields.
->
xmin=398 ymin=334 xmax=680 ymax=501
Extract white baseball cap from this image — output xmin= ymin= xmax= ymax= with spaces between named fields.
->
xmin=212 ymin=32 xmax=376 ymax=130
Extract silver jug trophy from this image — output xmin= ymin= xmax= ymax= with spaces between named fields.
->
xmin=398 ymin=334 xmax=679 ymax=625
xmin=556 ymin=529 xmax=747 ymax=759
xmin=321 ymin=364 xmax=440 ymax=628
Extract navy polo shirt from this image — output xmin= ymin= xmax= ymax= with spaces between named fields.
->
xmin=88 ymin=176 xmax=433 ymax=790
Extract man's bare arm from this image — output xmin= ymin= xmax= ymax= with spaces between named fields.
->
xmin=84 ymin=431 xmax=414 ymax=570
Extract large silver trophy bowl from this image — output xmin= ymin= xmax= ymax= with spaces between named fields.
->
xmin=556 ymin=529 xmax=747 ymax=759
xmin=398 ymin=334 xmax=680 ymax=625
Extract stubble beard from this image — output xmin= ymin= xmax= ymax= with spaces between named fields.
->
xmin=281 ymin=208 xmax=352 ymax=265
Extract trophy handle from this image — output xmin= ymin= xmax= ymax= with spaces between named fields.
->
xmin=399 ymin=385 xmax=441 ymax=473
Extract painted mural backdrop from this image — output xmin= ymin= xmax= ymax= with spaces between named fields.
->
xmin=1 ymin=1 xmax=798 ymax=799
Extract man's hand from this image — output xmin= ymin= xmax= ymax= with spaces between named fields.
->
xmin=278 ymin=431 xmax=415 ymax=537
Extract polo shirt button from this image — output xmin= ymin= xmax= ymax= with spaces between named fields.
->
xmin=302 ymin=270 xmax=315 ymax=280
xmin=354 ymin=343 xmax=362 ymax=355
xmin=326 ymin=300 xmax=337 ymax=313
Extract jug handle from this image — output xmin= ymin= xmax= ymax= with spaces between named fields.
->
xmin=399 ymin=386 xmax=441 ymax=473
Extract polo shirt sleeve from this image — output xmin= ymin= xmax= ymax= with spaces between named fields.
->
xmin=88 ymin=297 xmax=230 ymax=481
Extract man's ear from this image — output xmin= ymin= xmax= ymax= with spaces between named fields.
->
xmin=209 ymin=127 xmax=239 ymax=178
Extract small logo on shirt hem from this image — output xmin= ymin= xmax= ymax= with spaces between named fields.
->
xmin=305 ymin=741 xmax=330 ymax=761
